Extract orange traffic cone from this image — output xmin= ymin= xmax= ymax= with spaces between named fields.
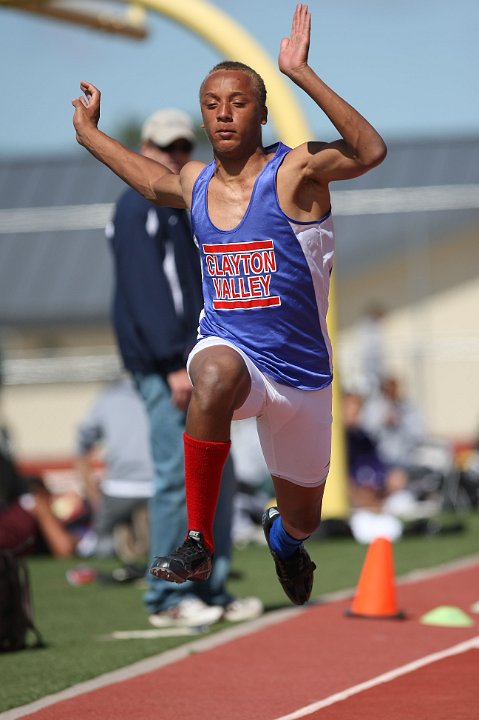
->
xmin=345 ymin=537 xmax=406 ymax=620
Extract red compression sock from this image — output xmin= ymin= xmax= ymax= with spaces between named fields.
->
xmin=183 ymin=432 xmax=231 ymax=553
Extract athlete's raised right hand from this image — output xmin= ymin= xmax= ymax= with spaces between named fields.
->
xmin=72 ymin=81 xmax=101 ymax=145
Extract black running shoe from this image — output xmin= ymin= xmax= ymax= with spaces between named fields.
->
xmin=262 ymin=507 xmax=316 ymax=605
xmin=149 ymin=530 xmax=212 ymax=584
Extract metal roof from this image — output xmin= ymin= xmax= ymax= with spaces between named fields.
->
xmin=1 ymin=137 xmax=479 ymax=328
xmin=0 ymin=153 xmax=124 ymax=326
xmin=334 ymin=135 xmax=479 ymax=278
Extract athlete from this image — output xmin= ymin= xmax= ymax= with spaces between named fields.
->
xmin=72 ymin=3 xmax=387 ymax=604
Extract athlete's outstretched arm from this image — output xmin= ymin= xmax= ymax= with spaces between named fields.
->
xmin=72 ymin=81 xmax=186 ymax=207
xmin=279 ymin=4 xmax=387 ymax=182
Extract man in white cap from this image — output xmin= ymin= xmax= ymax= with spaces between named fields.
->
xmin=140 ymin=108 xmax=196 ymax=170
xmin=106 ymin=109 xmax=263 ymax=626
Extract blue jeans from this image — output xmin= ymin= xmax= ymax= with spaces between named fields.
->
xmin=133 ymin=372 xmax=236 ymax=612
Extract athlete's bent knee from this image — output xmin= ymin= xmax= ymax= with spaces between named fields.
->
xmin=191 ymin=349 xmax=250 ymax=413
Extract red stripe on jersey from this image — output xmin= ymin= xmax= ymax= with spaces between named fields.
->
xmin=204 ymin=239 xmax=274 ymax=254
xmin=213 ymin=296 xmax=281 ymax=310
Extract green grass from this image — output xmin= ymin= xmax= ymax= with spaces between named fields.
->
xmin=1 ymin=511 xmax=478 ymax=713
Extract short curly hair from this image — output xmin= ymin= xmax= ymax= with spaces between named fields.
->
xmin=200 ymin=61 xmax=267 ymax=107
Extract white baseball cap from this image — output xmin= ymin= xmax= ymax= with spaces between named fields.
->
xmin=141 ymin=108 xmax=195 ymax=147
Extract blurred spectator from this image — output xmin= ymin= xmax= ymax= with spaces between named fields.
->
xmin=0 ymin=447 xmax=78 ymax=558
xmin=360 ymin=375 xmax=425 ymax=469
xmin=357 ymin=303 xmax=387 ymax=393
xmin=0 ymin=341 xmax=11 ymax=457
xmin=455 ymin=431 xmax=479 ymax=510
xmin=74 ymin=375 xmax=153 ymax=561
xmin=343 ymin=391 xmax=408 ymax=511
xmin=230 ymin=418 xmax=271 ymax=547
xmin=106 ymin=108 xmax=262 ymax=626
xmin=342 ymin=391 xmax=407 ymax=543
xmin=0 ymin=337 xmax=4 ymax=389
xmin=348 ymin=383 xmax=449 ymax=520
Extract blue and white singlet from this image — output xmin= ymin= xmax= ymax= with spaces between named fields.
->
xmin=190 ymin=142 xmax=335 ymax=391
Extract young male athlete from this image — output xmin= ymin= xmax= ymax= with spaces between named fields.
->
xmin=72 ymin=3 xmax=386 ymax=605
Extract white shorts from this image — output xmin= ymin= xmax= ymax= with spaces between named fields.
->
xmin=187 ymin=336 xmax=332 ymax=487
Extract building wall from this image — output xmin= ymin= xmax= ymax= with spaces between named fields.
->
xmin=2 ymin=227 xmax=479 ymax=459
xmin=0 ymin=327 xmax=118 ymax=459
xmin=2 ymin=381 xmax=105 ymax=458
xmin=337 ymin=226 xmax=479 ymax=441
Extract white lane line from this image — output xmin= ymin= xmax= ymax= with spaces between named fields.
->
xmin=273 ymin=636 xmax=479 ymax=720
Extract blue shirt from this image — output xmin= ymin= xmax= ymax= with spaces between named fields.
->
xmin=108 ymin=189 xmax=203 ymax=376
xmin=191 ymin=143 xmax=335 ymax=390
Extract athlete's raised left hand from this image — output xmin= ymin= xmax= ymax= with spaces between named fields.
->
xmin=278 ymin=3 xmax=311 ymax=78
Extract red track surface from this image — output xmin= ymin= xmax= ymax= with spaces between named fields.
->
xmin=303 ymin=649 xmax=478 ymax=720
xmin=19 ymin=560 xmax=479 ymax=720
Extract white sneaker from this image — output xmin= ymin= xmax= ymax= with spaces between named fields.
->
xmin=233 ymin=524 xmax=268 ymax=549
xmin=148 ymin=598 xmax=223 ymax=628
xmin=223 ymin=596 xmax=264 ymax=622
